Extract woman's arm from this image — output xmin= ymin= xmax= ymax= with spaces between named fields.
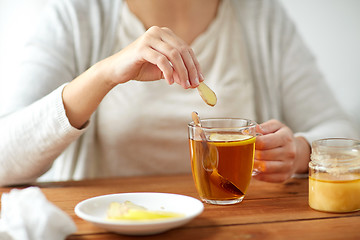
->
xmin=62 ymin=26 xmax=203 ymax=129
xmin=0 ymin=85 xmax=86 ymax=186
xmin=0 ymin=1 xmax=87 ymax=186
xmin=0 ymin=1 xmax=203 ymax=185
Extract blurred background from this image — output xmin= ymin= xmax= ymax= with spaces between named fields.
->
xmin=0 ymin=0 xmax=359 ymax=128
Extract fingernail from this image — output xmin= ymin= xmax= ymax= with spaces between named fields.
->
xmin=194 ymin=77 xmax=199 ymax=86
xmin=200 ymin=73 xmax=205 ymax=81
xmin=185 ymin=80 xmax=191 ymax=88
xmin=256 ymin=124 xmax=265 ymax=133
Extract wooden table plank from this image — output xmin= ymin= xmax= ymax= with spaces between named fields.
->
xmin=1 ymin=174 xmax=359 ymax=240
xmin=39 ymin=175 xmax=359 ymax=236
xmin=67 ymin=216 xmax=360 ymax=240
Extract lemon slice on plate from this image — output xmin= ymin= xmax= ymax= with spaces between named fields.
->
xmin=107 ymin=201 xmax=183 ymax=221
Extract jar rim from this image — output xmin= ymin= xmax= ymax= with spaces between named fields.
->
xmin=312 ymin=138 xmax=360 ymax=149
xmin=311 ymin=138 xmax=360 ymax=168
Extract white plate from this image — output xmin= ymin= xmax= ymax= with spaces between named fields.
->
xmin=74 ymin=192 xmax=204 ymax=235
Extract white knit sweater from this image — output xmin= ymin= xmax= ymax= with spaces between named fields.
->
xmin=0 ymin=0 xmax=357 ymax=186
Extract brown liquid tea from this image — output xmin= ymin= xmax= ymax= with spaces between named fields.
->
xmin=189 ymin=134 xmax=255 ymax=202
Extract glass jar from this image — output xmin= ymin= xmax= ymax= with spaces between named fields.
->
xmin=309 ymin=138 xmax=360 ymax=213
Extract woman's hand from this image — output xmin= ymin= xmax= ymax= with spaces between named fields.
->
xmin=253 ymin=119 xmax=310 ymax=183
xmin=101 ymin=26 xmax=204 ymax=89
xmin=63 ymin=26 xmax=204 ymax=129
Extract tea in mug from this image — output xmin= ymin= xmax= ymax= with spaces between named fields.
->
xmin=189 ymin=133 xmax=255 ymax=204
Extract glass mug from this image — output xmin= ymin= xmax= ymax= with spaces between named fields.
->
xmin=188 ymin=118 xmax=259 ymax=205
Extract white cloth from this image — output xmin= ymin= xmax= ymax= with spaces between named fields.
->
xmin=0 ymin=0 xmax=358 ymax=186
xmin=0 ymin=187 xmax=76 ymax=240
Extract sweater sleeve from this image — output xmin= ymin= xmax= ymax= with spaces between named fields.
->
xmin=0 ymin=0 xmax=121 ymax=185
xmin=236 ymin=0 xmax=359 ymax=142
xmin=274 ymin=1 xmax=360 ymax=142
xmin=246 ymin=0 xmax=359 ymax=143
xmin=0 ymin=0 xmax=87 ymax=186
xmin=0 ymin=84 xmax=86 ymax=186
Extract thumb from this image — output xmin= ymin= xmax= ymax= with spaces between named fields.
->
xmin=256 ymin=123 xmax=266 ymax=135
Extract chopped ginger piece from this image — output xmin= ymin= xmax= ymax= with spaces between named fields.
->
xmin=197 ymin=82 xmax=217 ymax=106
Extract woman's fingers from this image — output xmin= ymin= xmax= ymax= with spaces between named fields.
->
xmin=143 ymin=35 xmax=188 ymax=87
xmin=254 ymin=159 xmax=293 ymax=174
xmin=188 ymin=47 xmax=204 ymax=83
xmin=253 ymin=172 xmax=293 ymax=183
xmin=110 ymin=26 xmax=203 ymax=89
xmin=254 ymin=119 xmax=297 ymax=183
xmin=147 ymin=26 xmax=201 ymax=88
xmin=256 ymin=146 xmax=296 ymax=162
xmin=141 ymin=44 xmax=175 ymax=84
xmin=256 ymin=121 xmax=291 ymax=149
xmin=253 ymin=158 xmax=294 ymax=183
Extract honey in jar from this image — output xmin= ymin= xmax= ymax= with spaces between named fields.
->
xmin=309 ymin=138 xmax=360 ymax=213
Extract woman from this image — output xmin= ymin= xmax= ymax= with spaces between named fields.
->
xmin=0 ymin=0 xmax=357 ymax=186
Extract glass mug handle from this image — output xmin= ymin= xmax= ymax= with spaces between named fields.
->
xmin=252 ymin=131 xmax=263 ymax=176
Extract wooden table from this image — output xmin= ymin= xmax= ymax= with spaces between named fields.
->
xmin=1 ymin=174 xmax=359 ymax=239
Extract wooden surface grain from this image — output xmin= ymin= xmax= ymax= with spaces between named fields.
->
xmin=1 ymin=174 xmax=359 ymax=240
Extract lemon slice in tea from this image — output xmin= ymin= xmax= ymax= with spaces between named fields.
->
xmin=209 ymin=133 xmax=253 ymax=141
xmin=209 ymin=134 xmax=255 ymax=146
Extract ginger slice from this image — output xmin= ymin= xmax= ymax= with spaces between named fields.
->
xmin=197 ymin=82 xmax=217 ymax=107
